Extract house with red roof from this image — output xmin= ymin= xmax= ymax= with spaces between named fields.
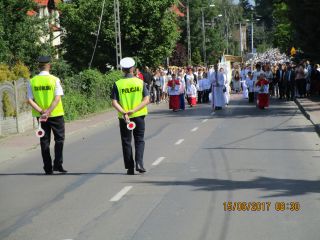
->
xmin=27 ymin=0 xmax=63 ymax=47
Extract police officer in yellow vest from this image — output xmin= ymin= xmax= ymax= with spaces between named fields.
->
xmin=111 ymin=57 xmax=150 ymax=175
xmin=27 ymin=56 xmax=67 ymax=175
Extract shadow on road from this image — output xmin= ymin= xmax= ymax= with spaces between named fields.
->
xmin=0 ymin=172 xmax=125 ymax=176
xmin=137 ymin=177 xmax=320 ymax=197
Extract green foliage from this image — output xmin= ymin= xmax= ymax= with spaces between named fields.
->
xmin=0 ymin=63 xmax=30 ymax=82
xmin=59 ymin=0 xmax=179 ymax=71
xmin=286 ymin=0 xmax=320 ymax=62
xmin=192 ymin=48 xmax=202 ymax=66
xmin=272 ymin=2 xmax=293 ymax=53
xmin=62 ymin=69 xmax=123 ymax=120
xmin=178 ymin=0 xmax=242 ymax=64
xmin=257 ymin=42 xmax=273 ymax=53
xmin=12 ymin=62 xmax=30 ymax=80
xmin=50 ymin=60 xmax=74 ymax=81
xmin=2 ymin=91 xmax=15 ymax=118
xmin=0 ymin=0 xmax=53 ymax=71
xmin=0 ymin=64 xmax=16 ymax=82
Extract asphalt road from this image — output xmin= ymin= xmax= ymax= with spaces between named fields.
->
xmin=1 ymin=95 xmax=320 ymax=240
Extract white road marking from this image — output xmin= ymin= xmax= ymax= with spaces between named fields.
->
xmin=152 ymin=157 xmax=166 ymax=166
xmin=202 ymin=119 xmax=208 ymax=123
xmin=110 ymin=186 xmax=133 ymax=202
xmin=191 ymin=127 xmax=199 ymax=132
xmin=175 ymin=139 xmax=184 ymax=145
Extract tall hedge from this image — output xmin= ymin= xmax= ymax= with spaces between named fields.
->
xmin=62 ymin=69 xmax=123 ymax=121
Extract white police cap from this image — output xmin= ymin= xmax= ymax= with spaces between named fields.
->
xmin=120 ymin=57 xmax=135 ymax=69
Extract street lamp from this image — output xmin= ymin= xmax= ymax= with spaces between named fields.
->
xmin=246 ymin=17 xmax=260 ymax=55
xmin=201 ymin=4 xmax=216 ymax=66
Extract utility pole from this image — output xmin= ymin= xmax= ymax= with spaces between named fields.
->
xmin=251 ymin=12 xmax=254 ymax=55
xmin=224 ymin=8 xmax=229 ymax=55
xmin=239 ymin=22 xmax=243 ymax=57
xmin=187 ymin=0 xmax=191 ymax=66
xmin=201 ymin=8 xmax=206 ymax=66
xmin=114 ymin=0 xmax=122 ymax=69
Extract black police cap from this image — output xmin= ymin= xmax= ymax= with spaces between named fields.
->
xmin=38 ymin=56 xmax=51 ymax=63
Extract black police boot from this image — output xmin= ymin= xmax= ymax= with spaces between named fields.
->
xmin=44 ymin=167 xmax=53 ymax=175
xmin=127 ymin=168 xmax=135 ymax=175
xmin=53 ymin=165 xmax=68 ymax=173
xmin=136 ymin=163 xmax=146 ymax=173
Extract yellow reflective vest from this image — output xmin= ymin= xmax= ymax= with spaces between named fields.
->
xmin=29 ymin=74 xmax=64 ymax=117
xmin=115 ymin=77 xmax=148 ymax=118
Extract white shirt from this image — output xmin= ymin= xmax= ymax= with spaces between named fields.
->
xmin=27 ymin=71 xmax=64 ymax=99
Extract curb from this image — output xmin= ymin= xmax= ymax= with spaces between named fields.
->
xmin=295 ymin=99 xmax=320 ymax=136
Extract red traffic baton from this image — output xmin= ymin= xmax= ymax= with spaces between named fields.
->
xmin=35 ymin=116 xmax=47 ymax=138
xmin=126 ymin=120 xmax=136 ymax=130
xmin=36 ymin=122 xmax=45 ymax=138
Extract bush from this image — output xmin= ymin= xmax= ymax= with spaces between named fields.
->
xmin=2 ymin=91 xmax=16 ymax=118
xmin=0 ymin=64 xmax=16 ymax=82
xmin=0 ymin=62 xmax=30 ymax=82
xmin=62 ymin=69 xmax=123 ymax=120
xmin=12 ymin=62 xmax=30 ymax=80
xmin=50 ymin=60 xmax=74 ymax=82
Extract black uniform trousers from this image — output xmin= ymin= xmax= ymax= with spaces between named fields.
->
xmin=39 ymin=116 xmax=65 ymax=172
xmin=119 ymin=116 xmax=145 ymax=169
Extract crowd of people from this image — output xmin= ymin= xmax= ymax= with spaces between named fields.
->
xmin=136 ymin=65 xmax=229 ymax=113
xmin=135 ymin=50 xmax=320 ymax=112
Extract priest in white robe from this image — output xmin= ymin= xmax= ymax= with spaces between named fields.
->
xmin=210 ymin=64 xmax=226 ymax=111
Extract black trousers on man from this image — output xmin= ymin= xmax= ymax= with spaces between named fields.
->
xmin=248 ymin=92 xmax=254 ymax=103
xmin=286 ymin=81 xmax=295 ymax=100
xmin=119 ymin=116 xmax=145 ymax=170
xmin=39 ymin=116 xmax=65 ymax=172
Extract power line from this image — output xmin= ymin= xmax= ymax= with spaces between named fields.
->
xmin=89 ymin=0 xmax=106 ymax=69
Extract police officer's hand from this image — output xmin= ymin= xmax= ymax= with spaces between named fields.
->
xmin=126 ymin=110 xmax=135 ymax=116
xmin=123 ymin=113 xmax=130 ymax=123
xmin=40 ymin=109 xmax=51 ymax=122
xmin=40 ymin=114 xmax=48 ymax=122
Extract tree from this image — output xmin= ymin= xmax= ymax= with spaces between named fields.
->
xmin=59 ymin=0 xmax=180 ymax=71
xmin=286 ymin=0 xmax=320 ymax=62
xmin=272 ymin=2 xmax=293 ymax=54
xmin=178 ymin=0 xmax=241 ymax=64
xmin=192 ymin=48 xmax=202 ymax=65
xmin=0 ymin=0 xmax=53 ymax=70
xmin=170 ymin=43 xmax=188 ymax=66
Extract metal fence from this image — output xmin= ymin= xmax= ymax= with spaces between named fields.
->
xmin=0 ymin=79 xmax=34 ymax=135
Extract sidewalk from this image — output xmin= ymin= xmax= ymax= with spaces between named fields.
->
xmin=295 ymin=97 xmax=320 ymax=135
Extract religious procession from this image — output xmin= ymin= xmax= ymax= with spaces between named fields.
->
xmin=138 ymin=48 xmax=320 ymax=112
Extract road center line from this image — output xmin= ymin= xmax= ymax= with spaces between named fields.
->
xmin=191 ymin=127 xmax=199 ymax=132
xmin=110 ymin=186 xmax=133 ymax=202
xmin=152 ymin=157 xmax=166 ymax=166
xmin=202 ymin=119 xmax=208 ymax=123
xmin=175 ymin=139 xmax=184 ymax=145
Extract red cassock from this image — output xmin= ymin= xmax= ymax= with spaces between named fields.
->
xmin=189 ymin=97 xmax=197 ymax=106
xmin=167 ymin=80 xmax=180 ymax=110
xmin=256 ymin=78 xmax=269 ymax=109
